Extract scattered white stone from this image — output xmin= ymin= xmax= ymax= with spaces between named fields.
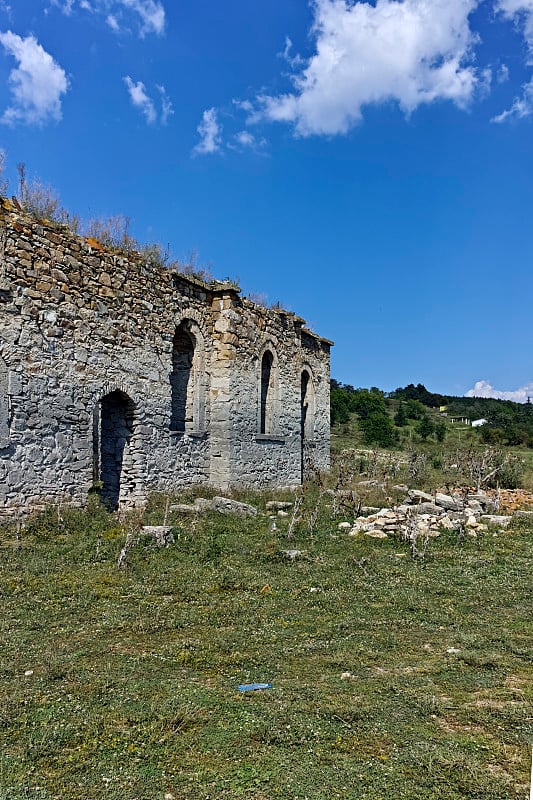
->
xmin=309 ymin=587 xmax=319 ymax=593
xmin=24 ymin=670 xmax=34 ymax=677
xmin=364 ymin=530 xmax=388 ymax=539
xmin=446 ymin=648 xmax=461 ymax=655
xmin=435 ymin=493 xmax=462 ymax=512
xmin=480 ymin=515 xmax=512 ymax=528
xmin=439 ymin=515 xmax=456 ymax=530
xmin=338 ymin=522 xmax=352 ymax=530
xmin=408 ymin=489 xmax=434 ymax=503
xmin=341 ymin=671 xmax=355 ymax=680
xmin=141 ymin=525 xmax=174 ymax=546
xmin=278 ymin=510 xmax=289 ymax=518
xmin=266 ymin=501 xmax=293 ymax=511
xmin=282 ymin=549 xmax=302 ymax=560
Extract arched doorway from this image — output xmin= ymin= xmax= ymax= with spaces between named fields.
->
xmin=99 ymin=390 xmax=135 ymax=510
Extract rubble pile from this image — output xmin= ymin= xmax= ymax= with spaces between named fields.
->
xmin=346 ymin=489 xmax=518 ymax=539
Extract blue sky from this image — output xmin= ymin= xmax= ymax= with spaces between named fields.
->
xmin=0 ymin=0 xmax=532 ymax=400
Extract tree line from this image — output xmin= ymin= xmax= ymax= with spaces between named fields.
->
xmin=331 ymin=381 xmax=533 ymax=448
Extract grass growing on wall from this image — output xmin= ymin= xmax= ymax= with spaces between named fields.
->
xmin=0 ymin=496 xmax=532 ymax=800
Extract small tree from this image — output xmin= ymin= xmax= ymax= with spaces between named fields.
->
xmin=394 ymin=402 xmax=408 ymax=427
xmin=435 ymin=420 xmax=446 ymax=443
xmin=416 ymin=415 xmax=434 ymax=440
xmin=360 ymin=412 xmax=398 ymax=448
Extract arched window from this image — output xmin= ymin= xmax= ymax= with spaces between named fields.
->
xmin=260 ymin=350 xmax=274 ymax=434
xmin=170 ymin=320 xmax=205 ymax=432
xmin=0 ymin=356 xmax=9 ymax=447
xmin=300 ymin=369 xmax=316 ymax=481
xmin=301 ymin=369 xmax=315 ymax=441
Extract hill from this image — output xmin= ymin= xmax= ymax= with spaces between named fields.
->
xmin=331 ymin=381 xmax=533 ymax=452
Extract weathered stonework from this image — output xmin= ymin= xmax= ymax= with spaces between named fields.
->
xmin=0 ymin=198 xmax=331 ymax=517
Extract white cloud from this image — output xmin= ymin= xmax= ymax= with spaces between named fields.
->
xmin=496 ymin=0 xmax=533 ymax=55
xmin=50 ymin=0 xmax=76 ymax=13
xmin=193 ymin=108 xmax=222 ymax=155
xmin=235 ymin=131 xmax=256 ymax=147
xmin=0 ymin=31 xmax=68 ymax=125
xmin=279 ymin=36 xmax=304 ymax=68
xmin=492 ymin=75 xmax=533 ymax=120
xmin=228 ymin=130 xmax=267 ymax=152
xmin=124 ymin=75 xmax=156 ymax=123
xmin=497 ymin=63 xmax=510 ymax=83
xmin=106 ymin=13 xmax=120 ymax=31
xmin=50 ymin=0 xmax=165 ymax=37
xmin=124 ymin=76 xmax=172 ymax=124
xmin=157 ymin=84 xmax=173 ymax=124
xmin=465 ymin=380 xmax=533 ymax=403
xmin=256 ymin=0 xmax=482 ymax=136
xmin=493 ymin=1 xmax=533 ymax=120
xmin=233 ymin=98 xmax=253 ymax=113
xmin=120 ymin=0 xmax=165 ymax=36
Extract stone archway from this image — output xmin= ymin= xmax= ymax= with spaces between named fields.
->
xmin=99 ymin=390 xmax=135 ymax=510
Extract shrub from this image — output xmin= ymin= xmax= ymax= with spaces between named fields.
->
xmin=360 ymin=412 xmax=398 ymax=448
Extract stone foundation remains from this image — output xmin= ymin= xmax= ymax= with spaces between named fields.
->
xmin=0 ymin=198 xmax=331 ymax=517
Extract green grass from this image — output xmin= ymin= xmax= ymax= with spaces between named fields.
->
xmin=0 ymin=497 xmax=532 ymax=799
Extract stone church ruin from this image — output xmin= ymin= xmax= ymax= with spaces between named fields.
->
xmin=0 ymin=198 xmax=331 ymax=518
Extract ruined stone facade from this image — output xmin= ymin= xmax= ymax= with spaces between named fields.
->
xmin=0 ymin=199 xmax=331 ymax=517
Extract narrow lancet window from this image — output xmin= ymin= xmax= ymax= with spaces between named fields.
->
xmin=171 ymin=322 xmax=197 ymax=432
xmin=260 ymin=350 xmax=274 ymax=434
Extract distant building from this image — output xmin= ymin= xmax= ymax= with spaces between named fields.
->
xmin=471 ymin=419 xmax=488 ymax=428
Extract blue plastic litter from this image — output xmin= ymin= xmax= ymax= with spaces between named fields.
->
xmin=238 ymin=683 xmax=273 ymax=692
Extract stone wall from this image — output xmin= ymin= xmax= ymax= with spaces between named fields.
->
xmin=0 ymin=198 xmax=331 ymax=518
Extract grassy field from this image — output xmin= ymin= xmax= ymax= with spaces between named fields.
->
xmin=331 ymin=415 xmax=533 ymax=493
xmin=1 ymin=493 xmax=532 ymax=800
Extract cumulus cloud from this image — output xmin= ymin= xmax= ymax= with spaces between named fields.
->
xmin=124 ymin=76 xmax=172 ymax=124
xmin=256 ymin=0 xmax=482 ymax=136
xmin=50 ymin=0 xmax=165 ymax=36
xmin=193 ymin=108 xmax=222 ymax=155
xmin=465 ymin=380 xmax=533 ymax=403
xmin=0 ymin=31 xmax=68 ymax=125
